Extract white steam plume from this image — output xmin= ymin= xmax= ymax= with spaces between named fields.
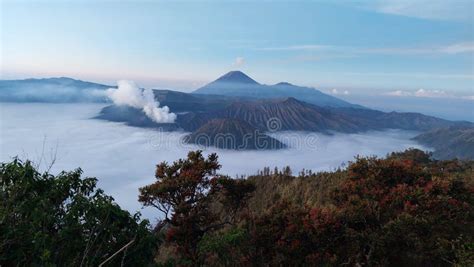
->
xmin=106 ymin=80 xmax=177 ymax=123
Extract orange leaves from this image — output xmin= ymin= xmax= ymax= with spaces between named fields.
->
xmin=309 ymin=207 xmax=338 ymax=230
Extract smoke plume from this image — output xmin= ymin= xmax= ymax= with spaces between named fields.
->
xmin=106 ymin=80 xmax=176 ymax=123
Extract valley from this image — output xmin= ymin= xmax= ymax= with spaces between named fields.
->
xmin=2 ymin=71 xmax=473 ymax=159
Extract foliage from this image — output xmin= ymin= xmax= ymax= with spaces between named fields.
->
xmin=0 ymin=159 xmax=157 ymax=266
xmin=148 ymin=149 xmax=474 ymax=266
xmin=329 ymin=152 xmax=474 ymax=265
xmin=138 ymin=150 xmax=255 ymax=264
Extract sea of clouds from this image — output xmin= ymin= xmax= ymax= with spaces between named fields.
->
xmin=0 ymin=103 xmax=427 ymax=221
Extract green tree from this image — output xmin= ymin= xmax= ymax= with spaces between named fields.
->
xmin=0 ymin=159 xmax=157 ymax=266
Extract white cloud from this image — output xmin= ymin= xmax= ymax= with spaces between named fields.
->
xmin=413 ymin=88 xmax=448 ymax=98
xmin=386 ymin=90 xmax=412 ymax=97
xmin=439 ymin=42 xmax=474 ymax=54
xmin=364 ymin=42 xmax=474 ymax=55
xmin=339 ymin=71 xmax=474 ymax=80
xmin=385 ymin=89 xmax=474 ymax=100
xmin=233 ymin=57 xmax=245 ymax=67
xmin=258 ymin=42 xmax=474 ymax=55
xmin=257 ymin=45 xmax=329 ymax=51
xmin=330 ymin=88 xmax=350 ymax=95
xmin=350 ymin=0 xmax=473 ymax=21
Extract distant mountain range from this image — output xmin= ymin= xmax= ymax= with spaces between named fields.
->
xmin=3 ymin=72 xmax=474 ymax=157
xmin=193 ymin=71 xmax=361 ymax=108
xmin=0 ymin=71 xmax=359 ymax=108
xmin=0 ymin=77 xmax=110 ymax=102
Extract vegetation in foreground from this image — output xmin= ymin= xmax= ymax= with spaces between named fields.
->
xmin=0 ymin=160 xmax=157 ymax=266
xmin=1 ymin=149 xmax=473 ymax=266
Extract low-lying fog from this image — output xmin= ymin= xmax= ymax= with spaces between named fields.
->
xmin=0 ymin=103 xmax=427 ymax=221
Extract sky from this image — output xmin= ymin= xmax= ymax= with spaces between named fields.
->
xmin=1 ymin=0 xmax=473 ymax=97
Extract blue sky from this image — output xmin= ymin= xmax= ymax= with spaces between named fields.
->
xmin=1 ymin=0 xmax=473 ymax=97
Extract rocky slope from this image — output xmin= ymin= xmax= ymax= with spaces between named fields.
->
xmin=177 ymin=97 xmax=464 ymax=133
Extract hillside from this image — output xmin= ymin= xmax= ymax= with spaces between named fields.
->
xmin=193 ymin=71 xmax=360 ymax=108
xmin=183 ymin=119 xmax=286 ymax=150
xmin=413 ymin=126 xmax=474 ymax=160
